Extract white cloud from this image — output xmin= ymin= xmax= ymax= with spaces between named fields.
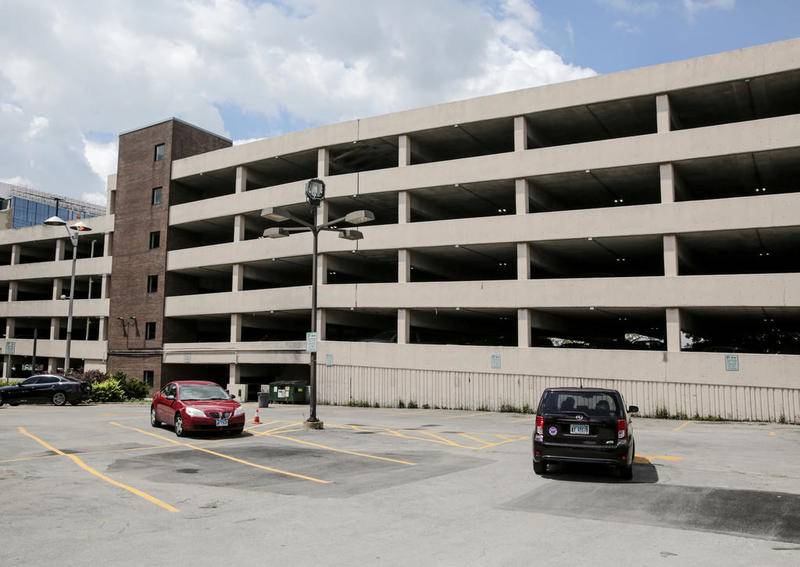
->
xmin=82 ymin=138 xmax=118 ymax=183
xmin=614 ymin=20 xmax=641 ymax=34
xmin=0 ymin=0 xmax=596 ymax=198
xmin=80 ymin=191 xmax=108 ymax=207
xmin=683 ymin=0 xmax=735 ymax=22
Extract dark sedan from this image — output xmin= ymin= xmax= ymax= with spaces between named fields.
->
xmin=0 ymin=374 xmax=89 ymax=406
xmin=532 ymin=387 xmax=638 ymax=480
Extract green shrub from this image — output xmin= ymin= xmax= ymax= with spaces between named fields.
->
xmin=397 ymin=400 xmax=406 ymax=408
xmin=407 ymin=400 xmax=418 ymax=409
xmin=90 ymin=379 xmax=125 ymax=403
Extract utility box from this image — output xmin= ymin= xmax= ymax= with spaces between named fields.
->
xmin=228 ymin=383 xmax=250 ymax=402
xmin=268 ymin=381 xmax=310 ymax=404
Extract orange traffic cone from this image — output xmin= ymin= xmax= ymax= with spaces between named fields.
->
xmin=253 ymin=407 xmax=261 ymax=424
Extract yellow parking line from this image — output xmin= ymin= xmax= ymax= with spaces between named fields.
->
xmin=253 ymin=422 xmax=305 ymax=436
xmin=673 ymin=421 xmax=690 ymax=432
xmin=244 ymin=419 xmax=282 ymax=432
xmin=639 ymin=454 xmax=684 ymax=462
xmin=0 ymin=442 xmax=176 ymax=465
xmin=457 ymin=432 xmax=493 ymax=446
xmin=768 ymin=431 xmax=777 ymax=437
xmin=420 ymin=430 xmax=465 ymax=447
xmin=18 ymin=427 xmax=178 ymax=513
xmin=110 ymin=422 xmax=330 ymax=484
xmin=264 ymin=433 xmax=417 ymax=466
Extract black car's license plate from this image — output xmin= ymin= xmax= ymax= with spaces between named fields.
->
xmin=570 ymin=424 xmax=590 ymax=435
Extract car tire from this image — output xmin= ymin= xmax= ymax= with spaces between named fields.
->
xmin=150 ymin=407 xmax=161 ymax=428
xmin=52 ymin=392 xmax=67 ymax=406
xmin=0 ymin=395 xmax=4 ymax=407
xmin=231 ymin=426 xmax=244 ymax=436
xmin=174 ymin=414 xmax=185 ymax=437
xmin=69 ymin=399 xmax=81 ymax=406
xmin=533 ymin=460 xmax=546 ymax=475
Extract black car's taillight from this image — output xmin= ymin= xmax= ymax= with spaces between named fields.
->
xmin=617 ymin=419 xmax=627 ymax=440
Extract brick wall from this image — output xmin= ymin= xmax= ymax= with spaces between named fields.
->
xmin=107 ymin=119 xmax=230 ymax=389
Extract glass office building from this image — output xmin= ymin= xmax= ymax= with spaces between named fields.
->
xmin=0 ymin=183 xmax=105 ymax=229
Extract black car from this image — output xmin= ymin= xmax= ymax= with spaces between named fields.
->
xmin=532 ymin=387 xmax=639 ymax=480
xmin=0 ymin=374 xmax=89 ymax=406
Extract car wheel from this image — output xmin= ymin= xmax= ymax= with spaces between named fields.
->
xmin=533 ymin=460 xmax=546 ymax=475
xmin=52 ymin=392 xmax=67 ymax=406
xmin=174 ymin=414 xmax=185 ymax=437
xmin=231 ymin=426 xmax=244 ymax=436
xmin=150 ymin=407 xmax=161 ymax=427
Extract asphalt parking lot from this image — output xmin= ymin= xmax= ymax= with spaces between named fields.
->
xmin=1 ymin=402 xmax=799 ymax=566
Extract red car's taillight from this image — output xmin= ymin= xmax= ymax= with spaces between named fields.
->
xmin=617 ymin=419 xmax=627 ymax=439
xmin=535 ymin=415 xmax=544 ymax=435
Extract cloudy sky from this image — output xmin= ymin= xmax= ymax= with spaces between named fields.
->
xmin=0 ymin=0 xmax=797 ymax=205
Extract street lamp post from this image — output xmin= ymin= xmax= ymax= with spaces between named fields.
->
xmin=43 ymin=216 xmax=92 ymax=374
xmin=262 ymin=179 xmax=374 ymax=429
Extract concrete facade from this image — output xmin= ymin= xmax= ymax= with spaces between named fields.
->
xmin=3 ymin=40 xmax=800 ymax=421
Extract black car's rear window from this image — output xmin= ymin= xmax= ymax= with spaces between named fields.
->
xmin=540 ymin=391 xmax=620 ymax=417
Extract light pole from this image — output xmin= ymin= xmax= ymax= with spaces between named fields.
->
xmin=262 ymin=178 xmax=374 ymax=429
xmin=43 ymin=216 xmax=92 ymax=374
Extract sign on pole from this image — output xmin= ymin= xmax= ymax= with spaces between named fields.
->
xmin=306 ymin=332 xmax=317 ymax=353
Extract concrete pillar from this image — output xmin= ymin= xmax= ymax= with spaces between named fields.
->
xmin=316 ymin=309 xmax=326 ymax=340
xmin=663 ymin=234 xmax=679 ymax=277
xmin=227 ymin=364 xmax=249 ymax=402
xmin=235 ymin=166 xmax=248 ymax=194
xmin=318 ymin=148 xmax=330 ymax=177
xmin=659 ymin=163 xmax=676 ymax=204
xmin=5 ymin=318 xmax=15 ymax=339
xmin=318 ymin=252 xmax=328 ymax=285
xmin=398 ymin=191 xmax=410 ymax=224
xmin=98 ymin=317 xmax=107 ymax=341
xmin=2 ymin=357 xmax=11 ymax=379
xmin=398 ymin=308 xmax=410 ymax=344
xmin=232 ymin=264 xmax=244 ymax=292
xmin=316 ymin=200 xmax=329 ymax=226
xmin=233 ymin=214 xmax=245 ymax=242
xmin=515 ymin=179 xmax=530 ymax=215
xmin=656 ymin=94 xmax=671 ymax=133
xmin=47 ymin=358 xmax=58 ymax=373
xmin=10 ymin=244 xmax=21 ymax=265
xmin=51 ymin=278 xmax=63 ymax=300
xmin=518 ymin=308 xmax=532 ymax=347
xmin=50 ymin=317 xmax=60 ymax=340
xmin=228 ymin=363 xmax=241 ymax=384
xmin=230 ymin=313 xmax=242 ymax=342
xmin=514 ymin=116 xmax=528 ymax=151
xmin=100 ymin=275 xmax=109 ymax=299
xmin=103 ymin=232 xmax=113 ymax=257
xmin=398 ymin=249 xmax=411 ymax=283
xmin=8 ymin=281 xmax=17 ymax=302
xmin=666 ymin=308 xmax=682 ymax=353
xmin=398 ymin=135 xmax=412 ymax=167
xmin=517 ymin=243 xmax=531 ymax=280
xmin=54 ymin=239 xmax=66 ymax=261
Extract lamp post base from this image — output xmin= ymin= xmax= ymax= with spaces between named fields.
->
xmin=304 ymin=418 xmax=324 ymax=430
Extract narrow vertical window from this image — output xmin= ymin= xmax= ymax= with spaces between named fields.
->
xmin=145 ymin=322 xmax=157 ymax=340
xmin=154 ymin=143 xmax=166 ymax=161
xmin=149 ymin=231 xmax=160 ymax=249
xmin=146 ymin=274 xmax=158 ymax=293
xmin=151 ymin=187 xmax=162 ymax=206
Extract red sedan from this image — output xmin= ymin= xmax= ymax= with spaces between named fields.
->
xmin=150 ymin=381 xmax=245 ymax=437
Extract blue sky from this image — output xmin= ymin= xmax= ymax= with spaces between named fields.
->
xmin=0 ymin=0 xmax=797 ymax=202
xmin=538 ymin=0 xmax=800 ymax=73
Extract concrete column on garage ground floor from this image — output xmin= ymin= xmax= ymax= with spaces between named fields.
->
xmin=47 ymin=357 xmax=58 ymax=373
xmin=227 ymin=363 xmax=249 ymax=402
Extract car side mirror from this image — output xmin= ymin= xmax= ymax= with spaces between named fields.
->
xmin=166 ymin=394 xmax=175 ymax=401
xmin=628 ymin=405 xmax=639 ymax=414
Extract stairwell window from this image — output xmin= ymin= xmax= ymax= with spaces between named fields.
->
xmin=146 ymin=274 xmax=158 ymax=294
xmin=145 ymin=322 xmax=157 ymax=340
xmin=154 ymin=143 xmax=166 ymax=161
xmin=151 ymin=187 xmax=162 ymax=206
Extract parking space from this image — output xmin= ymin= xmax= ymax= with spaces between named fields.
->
xmin=1 ymin=403 xmax=800 ymax=565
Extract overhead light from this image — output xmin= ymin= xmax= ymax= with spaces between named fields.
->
xmin=339 ymin=229 xmax=363 ymax=241
xmin=43 ymin=215 xmax=67 ymax=227
xmin=344 ymin=210 xmax=375 ymax=225
xmin=261 ymin=207 xmax=289 ymax=222
xmin=263 ymin=227 xmax=290 ymax=238
xmin=70 ymin=221 xmax=92 ymax=232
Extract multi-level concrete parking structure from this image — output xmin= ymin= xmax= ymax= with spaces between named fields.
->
xmin=3 ymin=40 xmax=800 ymax=421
